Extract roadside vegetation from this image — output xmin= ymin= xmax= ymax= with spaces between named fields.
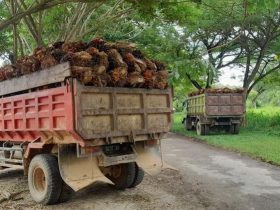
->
xmin=172 ymin=107 xmax=280 ymax=165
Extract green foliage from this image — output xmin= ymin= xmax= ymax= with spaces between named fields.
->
xmin=249 ymin=0 xmax=280 ymax=10
xmin=246 ymin=107 xmax=280 ymax=134
xmin=127 ymin=0 xmax=202 ymax=24
xmin=0 ymin=1 xmax=12 ymax=56
xmin=247 ymin=71 xmax=280 ymax=107
xmin=0 ymin=30 xmax=12 ymax=55
xmin=247 ymin=89 xmax=280 ymax=107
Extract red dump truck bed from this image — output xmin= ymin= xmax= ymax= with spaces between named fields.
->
xmin=0 ymin=62 xmax=172 ymax=147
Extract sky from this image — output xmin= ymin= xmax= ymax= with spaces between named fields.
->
xmin=215 ymin=54 xmax=244 ymax=87
xmin=218 ymin=67 xmax=243 ymax=87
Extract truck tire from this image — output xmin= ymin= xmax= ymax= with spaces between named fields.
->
xmin=227 ymin=125 xmax=234 ymax=134
xmin=233 ymin=124 xmax=240 ymax=134
xmin=57 ymin=181 xmax=74 ymax=203
xmin=196 ymin=121 xmax=206 ymax=136
xmin=28 ymin=154 xmax=62 ymax=205
xmin=204 ymin=124 xmax=210 ymax=135
xmin=106 ymin=162 xmax=136 ymax=190
xmin=185 ymin=117 xmax=193 ymax=130
xmin=228 ymin=124 xmax=240 ymax=134
xmin=128 ymin=163 xmax=144 ymax=188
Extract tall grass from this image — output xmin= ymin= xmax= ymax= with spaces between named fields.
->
xmin=246 ymin=107 xmax=280 ymax=135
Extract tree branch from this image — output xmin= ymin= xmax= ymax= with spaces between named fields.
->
xmin=186 ymin=73 xmax=202 ymax=90
xmin=247 ymin=63 xmax=280 ymax=94
xmin=0 ymin=0 xmax=97 ymax=31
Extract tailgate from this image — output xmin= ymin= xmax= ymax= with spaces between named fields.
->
xmin=74 ymin=80 xmax=172 ymax=142
xmin=205 ymin=93 xmax=245 ymax=116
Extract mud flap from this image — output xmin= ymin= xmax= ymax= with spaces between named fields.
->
xmin=135 ymin=142 xmax=163 ymax=175
xmin=58 ymin=144 xmax=113 ymax=192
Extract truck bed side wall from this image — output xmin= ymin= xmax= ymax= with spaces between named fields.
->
xmin=0 ymin=85 xmax=75 ymax=144
xmin=187 ymin=93 xmax=245 ymax=117
xmin=187 ymin=94 xmax=205 ymax=115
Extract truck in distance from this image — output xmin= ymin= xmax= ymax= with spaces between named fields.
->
xmin=182 ymin=88 xmax=245 ymax=135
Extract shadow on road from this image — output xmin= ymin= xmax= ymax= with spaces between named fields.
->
xmin=0 ymin=168 xmax=23 ymax=179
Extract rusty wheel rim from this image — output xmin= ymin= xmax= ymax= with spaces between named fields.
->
xmin=33 ymin=167 xmax=46 ymax=193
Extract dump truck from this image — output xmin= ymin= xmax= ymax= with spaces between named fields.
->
xmin=0 ymin=63 xmax=172 ymax=205
xmin=182 ymin=89 xmax=245 ymax=135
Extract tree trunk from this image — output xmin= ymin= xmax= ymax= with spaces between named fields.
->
xmin=251 ymin=88 xmax=265 ymax=108
xmin=11 ymin=0 xmax=18 ymax=62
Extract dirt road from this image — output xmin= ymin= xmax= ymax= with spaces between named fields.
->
xmin=1 ymin=133 xmax=280 ymax=210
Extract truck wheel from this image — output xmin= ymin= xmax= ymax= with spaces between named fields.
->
xmin=106 ymin=163 xmax=136 ymax=190
xmin=204 ymin=124 xmax=210 ymax=135
xmin=233 ymin=124 xmax=240 ymax=134
xmin=128 ymin=163 xmax=144 ymax=188
xmin=227 ymin=125 xmax=234 ymax=134
xmin=185 ymin=118 xmax=193 ymax=130
xmin=28 ymin=154 xmax=62 ymax=205
xmin=57 ymin=181 xmax=74 ymax=203
xmin=196 ymin=121 xmax=205 ymax=136
xmin=228 ymin=124 xmax=240 ymax=134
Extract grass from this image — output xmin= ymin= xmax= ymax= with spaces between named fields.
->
xmin=172 ymin=107 xmax=280 ymax=165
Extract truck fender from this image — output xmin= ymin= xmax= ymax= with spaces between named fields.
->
xmin=58 ymin=144 xmax=113 ymax=192
xmin=134 ymin=141 xmax=163 ymax=176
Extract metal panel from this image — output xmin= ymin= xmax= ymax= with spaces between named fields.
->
xmin=74 ymin=80 xmax=172 ymax=141
xmin=0 ymin=84 xmax=77 ymax=144
xmin=205 ymin=93 xmax=245 ymax=116
xmin=0 ymin=62 xmax=71 ymax=96
xmin=187 ymin=92 xmax=245 ymax=117
xmin=187 ymin=94 xmax=205 ymax=115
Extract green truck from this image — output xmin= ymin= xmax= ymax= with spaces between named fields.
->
xmin=182 ymin=90 xmax=245 ymax=135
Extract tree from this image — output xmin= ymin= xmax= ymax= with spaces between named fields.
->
xmin=179 ymin=0 xmax=280 ymax=98
xmin=0 ymin=0 xmax=103 ymax=31
xmin=249 ymin=70 xmax=280 ymax=107
xmin=0 ymin=0 xmax=138 ymax=60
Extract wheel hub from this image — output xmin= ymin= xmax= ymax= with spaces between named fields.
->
xmin=33 ymin=167 xmax=46 ymax=193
